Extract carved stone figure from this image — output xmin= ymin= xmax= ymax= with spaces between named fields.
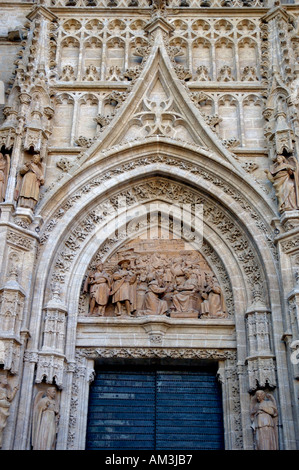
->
xmin=0 ymin=373 xmax=18 ymax=448
xmin=172 ymin=271 xmax=197 ymax=313
xmin=83 ymin=240 xmax=227 ymax=318
xmin=111 ymin=259 xmax=137 ymax=316
xmin=250 ymin=390 xmax=279 ymax=450
xmin=0 ymin=153 xmax=10 ymax=202
xmin=265 ymin=155 xmax=299 ymax=212
xmin=83 ymin=262 xmax=111 ymax=315
xmin=142 ymin=279 xmax=168 ymax=315
xmin=201 ymin=275 xmax=227 ymax=318
xmin=16 ymin=154 xmax=44 ymax=209
xmin=32 ymin=387 xmax=59 ymax=450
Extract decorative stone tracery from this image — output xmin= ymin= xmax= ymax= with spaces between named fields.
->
xmin=0 ymin=0 xmax=298 ymax=452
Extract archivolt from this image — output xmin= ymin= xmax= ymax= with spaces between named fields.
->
xmin=28 ymin=144 xmax=280 ymax=353
xmin=41 ymin=176 xmax=269 ymax=309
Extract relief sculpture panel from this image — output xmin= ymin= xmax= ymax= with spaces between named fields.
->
xmin=82 ymin=238 xmax=228 ymax=319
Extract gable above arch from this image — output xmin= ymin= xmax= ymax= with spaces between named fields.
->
xmin=74 ymin=21 xmax=243 ymax=172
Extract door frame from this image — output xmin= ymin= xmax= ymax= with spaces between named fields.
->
xmin=85 ymin=362 xmax=226 ymax=450
xmin=59 ymin=347 xmax=242 ymax=450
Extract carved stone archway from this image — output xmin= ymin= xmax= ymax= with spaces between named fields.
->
xmin=29 ymin=169 xmax=279 ymax=451
xmin=13 ymin=163 xmax=288 ymax=450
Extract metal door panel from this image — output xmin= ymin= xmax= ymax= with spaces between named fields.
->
xmin=155 ymin=371 xmax=224 ymax=450
xmin=86 ymin=368 xmax=224 ymax=450
xmin=86 ymin=371 xmax=156 ymax=450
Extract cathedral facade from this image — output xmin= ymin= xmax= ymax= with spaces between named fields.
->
xmin=0 ymin=0 xmax=299 ymax=451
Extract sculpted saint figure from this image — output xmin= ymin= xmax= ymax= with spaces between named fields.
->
xmin=0 ymin=153 xmax=10 ymax=202
xmin=16 ymin=154 xmax=44 ymax=209
xmin=172 ymin=271 xmax=197 ymax=313
xmin=250 ymin=390 xmax=278 ymax=450
xmin=83 ymin=262 xmax=111 ymax=315
xmin=143 ymin=279 xmax=168 ymax=316
xmin=201 ymin=275 xmax=226 ymax=317
xmin=0 ymin=373 xmax=18 ymax=448
xmin=111 ymin=259 xmax=137 ymax=316
xmin=32 ymin=387 xmax=59 ymax=450
xmin=265 ymin=155 xmax=299 ymax=212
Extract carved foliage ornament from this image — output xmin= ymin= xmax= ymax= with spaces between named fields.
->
xmin=45 ymin=177 xmax=267 ymax=308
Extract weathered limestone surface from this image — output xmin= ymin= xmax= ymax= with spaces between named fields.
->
xmin=0 ymin=0 xmax=299 ymax=451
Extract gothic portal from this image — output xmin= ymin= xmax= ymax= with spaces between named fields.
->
xmin=0 ymin=0 xmax=299 ymax=451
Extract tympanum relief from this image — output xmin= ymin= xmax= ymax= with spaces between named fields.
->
xmin=82 ymin=238 xmax=227 ymax=319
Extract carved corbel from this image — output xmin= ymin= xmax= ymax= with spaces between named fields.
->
xmin=35 ymin=353 xmax=65 ymax=389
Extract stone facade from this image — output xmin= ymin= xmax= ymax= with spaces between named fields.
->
xmin=0 ymin=0 xmax=299 ymax=450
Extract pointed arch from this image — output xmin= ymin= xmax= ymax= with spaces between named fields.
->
xmin=82 ymin=37 xmax=102 ymax=79
xmin=59 ymin=36 xmax=80 ymax=80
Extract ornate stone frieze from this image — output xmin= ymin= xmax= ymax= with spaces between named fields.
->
xmin=7 ymin=231 xmax=33 ymax=251
xmin=82 ymin=238 xmax=228 ymax=319
xmin=81 ymin=345 xmax=236 ymax=361
xmin=280 ymin=234 xmax=299 ymax=254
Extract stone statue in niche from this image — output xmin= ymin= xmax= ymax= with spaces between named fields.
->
xmin=111 ymin=259 xmax=137 ymax=316
xmin=15 ymin=153 xmax=44 ymax=209
xmin=83 ymin=262 xmax=111 ymax=315
xmin=0 ymin=372 xmax=18 ymax=448
xmin=83 ymin=239 xmax=227 ymax=319
xmin=31 ymin=386 xmax=59 ymax=450
xmin=0 ymin=153 xmax=10 ymax=202
xmin=265 ymin=155 xmax=299 ymax=213
xmin=250 ymin=390 xmax=279 ymax=450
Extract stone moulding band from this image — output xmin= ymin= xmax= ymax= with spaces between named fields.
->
xmin=77 ymin=346 xmax=238 ymax=360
